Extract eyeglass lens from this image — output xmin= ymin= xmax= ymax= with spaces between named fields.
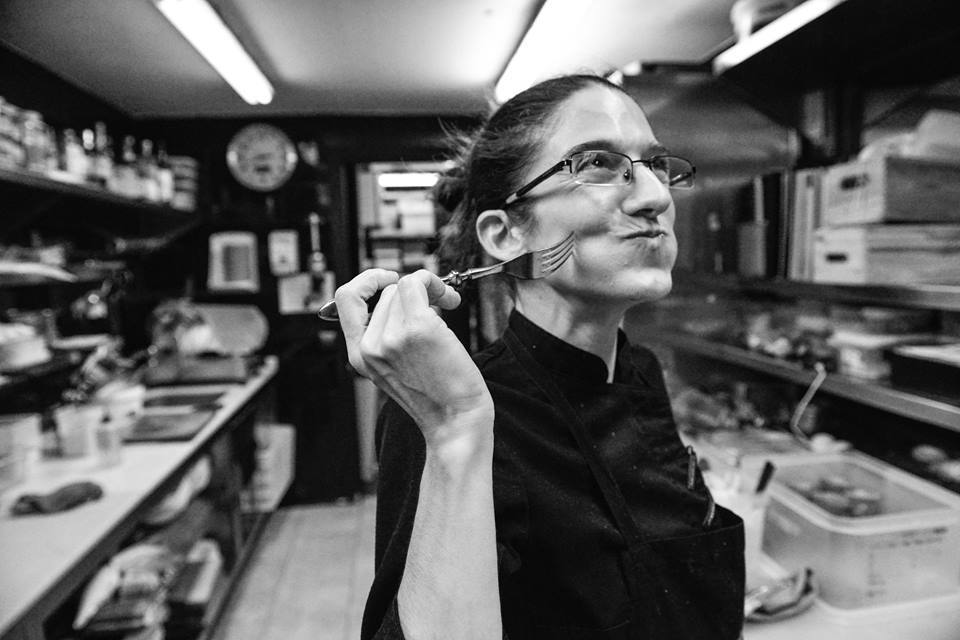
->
xmin=569 ymin=151 xmax=693 ymax=189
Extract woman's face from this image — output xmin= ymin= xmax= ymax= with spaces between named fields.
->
xmin=519 ymin=85 xmax=677 ymax=307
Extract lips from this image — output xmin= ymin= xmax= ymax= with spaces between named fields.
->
xmin=621 ymin=227 xmax=667 ymax=239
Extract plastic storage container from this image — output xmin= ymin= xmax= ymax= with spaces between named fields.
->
xmin=763 ymin=452 xmax=960 ymax=609
xmin=688 ymin=428 xmax=814 ymax=491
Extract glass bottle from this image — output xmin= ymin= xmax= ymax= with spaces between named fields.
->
xmin=93 ymin=122 xmax=113 ymax=188
xmin=0 ymin=97 xmax=25 ymax=170
xmin=62 ymin=128 xmax=88 ymax=180
xmin=116 ymin=135 xmax=140 ymax=199
xmin=139 ymin=138 xmax=160 ymax=202
xmin=81 ymin=128 xmax=97 ymax=184
xmin=22 ymin=111 xmax=47 ymax=173
xmin=156 ymin=141 xmax=175 ymax=204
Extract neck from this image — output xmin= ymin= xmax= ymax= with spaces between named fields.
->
xmin=515 ymin=288 xmax=626 ymax=383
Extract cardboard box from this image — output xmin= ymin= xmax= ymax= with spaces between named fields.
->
xmin=821 ymin=157 xmax=960 ymax=226
xmin=812 ymin=224 xmax=960 ymax=285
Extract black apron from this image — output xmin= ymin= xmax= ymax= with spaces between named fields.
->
xmin=503 ymin=329 xmax=745 ymax=640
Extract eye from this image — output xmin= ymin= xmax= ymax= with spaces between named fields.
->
xmin=648 ymin=156 xmax=671 ymax=181
xmin=571 ymin=151 xmax=625 ymax=183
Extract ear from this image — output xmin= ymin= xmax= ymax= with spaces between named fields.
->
xmin=476 ymin=209 xmax=526 ymax=262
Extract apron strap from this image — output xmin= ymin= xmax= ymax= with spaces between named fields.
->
xmin=503 ymin=329 xmax=643 ymax=545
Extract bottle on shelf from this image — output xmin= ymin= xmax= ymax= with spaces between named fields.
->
xmin=62 ymin=128 xmax=88 ymax=181
xmin=156 ymin=141 xmax=175 ymax=204
xmin=114 ymin=134 xmax=140 ymax=199
xmin=0 ymin=97 xmax=25 ymax=170
xmin=21 ymin=110 xmax=48 ymax=173
xmin=81 ymin=128 xmax=98 ymax=184
xmin=138 ymin=138 xmax=160 ymax=202
xmin=43 ymin=124 xmax=58 ymax=174
xmin=92 ymin=122 xmax=113 ymax=189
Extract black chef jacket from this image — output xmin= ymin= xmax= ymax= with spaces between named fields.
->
xmin=361 ymin=310 xmax=745 ymax=640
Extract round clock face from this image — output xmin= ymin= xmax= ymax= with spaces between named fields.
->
xmin=226 ymin=123 xmax=298 ymax=192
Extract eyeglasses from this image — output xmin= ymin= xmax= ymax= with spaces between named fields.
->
xmin=504 ymin=149 xmax=696 ymax=206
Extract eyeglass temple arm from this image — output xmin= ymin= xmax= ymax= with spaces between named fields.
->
xmin=504 ymin=160 xmax=569 ymax=206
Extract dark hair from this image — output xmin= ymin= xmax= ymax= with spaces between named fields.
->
xmin=435 ymin=74 xmax=627 ymax=271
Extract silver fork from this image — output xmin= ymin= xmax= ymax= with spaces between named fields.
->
xmin=318 ymin=232 xmax=574 ymax=320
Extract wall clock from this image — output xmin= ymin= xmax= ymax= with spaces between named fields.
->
xmin=226 ymin=123 xmax=299 ymax=192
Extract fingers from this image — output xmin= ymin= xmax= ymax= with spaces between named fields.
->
xmin=337 ymin=270 xmax=399 ymax=374
xmin=399 ymin=269 xmax=461 ymax=313
xmin=340 ymin=269 xmax=461 ymax=378
xmin=335 ymin=269 xmax=399 ymax=340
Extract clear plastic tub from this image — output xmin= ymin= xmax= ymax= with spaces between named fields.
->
xmin=762 ymin=452 xmax=960 ymax=609
xmin=687 ymin=427 xmax=815 ymax=492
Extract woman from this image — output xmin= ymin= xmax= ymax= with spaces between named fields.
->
xmin=336 ymin=74 xmax=745 ymax=640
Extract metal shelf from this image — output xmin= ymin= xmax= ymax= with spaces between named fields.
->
xmin=0 ymin=351 xmax=84 ymax=397
xmin=714 ymin=0 xmax=960 ymax=92
xmin=673 ymin=271 xmax=960 ymax=312
xmin=655 ymin=331 xmax=960 ymax=433
xmin=0 ymin=166 xmax=193 ymax=216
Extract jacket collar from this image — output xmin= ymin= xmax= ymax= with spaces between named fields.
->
xmin=507 ymin=310 xmax=636 ymax=385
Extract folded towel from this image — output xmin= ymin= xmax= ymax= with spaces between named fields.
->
xmin=11 ymin=480 xmax=103 ymax=515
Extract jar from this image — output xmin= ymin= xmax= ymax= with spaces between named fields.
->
xmin=21 ymin=110 xmax=47 ymax=172
xmin=0 ymin=97 xmax=25 ymax=170
xmin=62 ymin=128 xmax=88 ymax=179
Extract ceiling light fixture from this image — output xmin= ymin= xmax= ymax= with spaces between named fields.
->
xmin=377 ymin=172 xmax=440 ymax=189
xmin=494 ymin=0 xmax=594 ymax=104
xmin=154 ymin=0 xmax=274 ymax=105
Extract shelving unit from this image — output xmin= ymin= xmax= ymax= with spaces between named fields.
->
xmin=0 ymin=360 xmax=279 ymax=640
xmin=0 ymin=166 xmax=193 ymax=217
xmin=0 ymin=261 xmax=127 ymax=288
xmin=674 ymin=271 xmax=960 ymax=312
xmin=653 ymin=0 xmax=960 ymax=434
xmin=0 ymin=351 xmax=84 ymax=397
xmin=714 ymin=0 xmax=960 ymax=113
xmin=0 ymin=165 xmax=200 ymax=245
xmin=655 ymin=331 xmax=960 ymax=433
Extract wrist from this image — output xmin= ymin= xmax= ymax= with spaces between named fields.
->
xmin=422 ymin=406 xmax=495 ymax=470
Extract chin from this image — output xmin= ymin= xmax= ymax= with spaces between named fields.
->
xmin=630 ymin=269 xmax=673 ymax=302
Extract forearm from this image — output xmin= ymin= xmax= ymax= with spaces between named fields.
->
xmin=397 ymin=421 xmax=502 ymax=640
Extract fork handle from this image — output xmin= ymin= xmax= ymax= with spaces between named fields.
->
xmin=441 ymin=264 xmax=502 ymax=288
xmin=317 ymin=265 xmax=503 ymax=321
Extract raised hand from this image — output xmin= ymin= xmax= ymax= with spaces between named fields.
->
xmin=335 ymin=269 xmax=494 ymax=451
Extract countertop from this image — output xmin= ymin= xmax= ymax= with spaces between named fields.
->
xmin=0 ymin=356 xmax=277 ymax=639
xmin=743 ymin=554 xmax=960 ymax=640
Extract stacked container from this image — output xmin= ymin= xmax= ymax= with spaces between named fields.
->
xmin=812 ymin=156 xmax=960 ymax=285
xmin=762 ymin=452 xmax=960 ymax=610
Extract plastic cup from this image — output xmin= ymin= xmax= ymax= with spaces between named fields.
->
xmin=95 ymin=420 xmax=124 ymax=467
xmin=55 ymin=404 xmax=104 ymax=458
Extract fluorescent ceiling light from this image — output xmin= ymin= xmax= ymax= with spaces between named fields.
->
xmin=155 ymin=0 xmax=274 ymax=105
xmin=495 ymin=0 xmax=595 ymax=103
xmin=377 ymin=173 xmax=440 ymax=189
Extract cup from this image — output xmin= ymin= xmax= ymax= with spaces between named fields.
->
xmin=96 ymin=382 xmax=145 ymax=439
xmin=0 ymin=413 xmax=42 ymax=473
xmin=95 ymin=420 xmax=124 ymax=467
xmin=55 ymin=403 xmax=104 ymax=458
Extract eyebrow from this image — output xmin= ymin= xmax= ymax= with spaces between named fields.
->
xmin=563 ymin=139 xmax=670 ymax=158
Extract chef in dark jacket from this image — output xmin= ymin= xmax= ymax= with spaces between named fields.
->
xmin=335 ymin=74 xmax=745 ymax=640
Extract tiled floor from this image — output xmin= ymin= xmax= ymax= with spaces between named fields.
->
xmin=213 ymin=495 xmax=377 ymax=640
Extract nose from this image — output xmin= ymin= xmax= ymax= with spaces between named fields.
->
xmin=622 ymin=164 xmax=672 ymax=219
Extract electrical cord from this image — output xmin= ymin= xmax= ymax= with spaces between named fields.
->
xmin=789 ymin=362 xmax=827 ymax=443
